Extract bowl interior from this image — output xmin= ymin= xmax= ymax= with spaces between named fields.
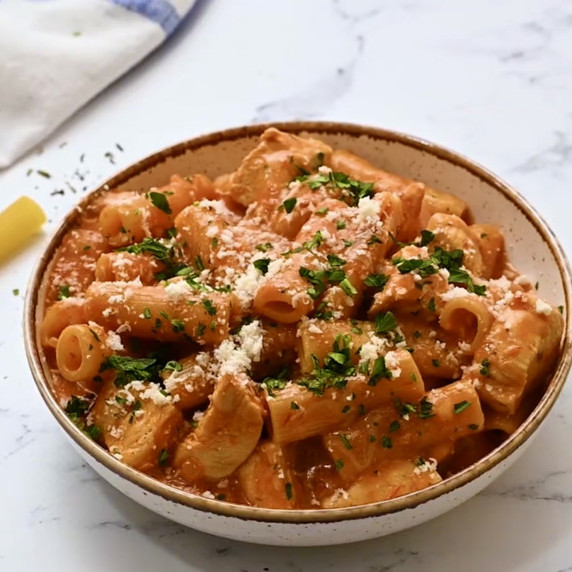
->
xmin=27 ymin=122 xmax=572 ymax=523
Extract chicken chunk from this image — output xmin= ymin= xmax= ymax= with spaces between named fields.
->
xmin=173 ymin=373 xmax=264 ymax=481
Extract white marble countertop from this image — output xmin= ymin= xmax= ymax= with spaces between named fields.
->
xmin=2 ymin=0 xmax=572 ymax=570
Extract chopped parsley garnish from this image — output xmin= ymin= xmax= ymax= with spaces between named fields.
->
xmin=285 ymin=482 xmax=293 ymax=500
xmin=12 ymin=289 xmax=19 ymax=296
xmin=148 ymin=191 xmax=172 ymax=214
xmin=393 ymin=246 xmax=486 ymax=295
xmin=263 ymin=369 xmax=290 ymax=396
xmin=432 ymin=359 xmax=440 ymax=367
xmin=297 ymin=171 xmax=374 ymax=206
xmin=335 ymin=459 xmax=345 ymax=471
xmin=419 ymin=230 xmax=435 ymax=247
xmin=364 ymin=273 xmax=389 ymax=290
xmin=120 ymin=238 xmax=185 ymax=278
xmin=381 ymin=436 xmax=393 ymax=449
xmin=196 ymin=323 xmax=206 ymax=337
xmin=480 ymin=359 xmax=491 ymax=377
xmin=290 ymin=401 xmax=300 ymax=410
xmin=65 ymin=396 xmax=90 ymax=417
xmin=394 ymin=396 xmax=434 ymax=420
xmin=389 ymin=420 xmax=400 ymax=433
xmin=282 ymin=197 xmax=297 ymax=214
xmin=65 ymin=396 xmax=100 ymax=440
xmin=413 ymin=330 xmax=422 ymax=338
xmin=158 ymin=449 xmax=169 ymax=467
xmin=427 ymin=297 xmax=436 ymax=312
xmin=315 ymin=207 xmax=329 ymax=215
xmin=256 ymin=242 xmax=273 ymax=252
xmin=163 ymin=360 xmax=183 ymax=373
xmin=368 ymin=356 xmax=393 ymax=386
xmin=101 ymin=355 xmax=159 ymax=387
xmin=299 ymin=262 xmax=353 ymax=299
xmin=336 ymin=220 xmax=346 ymax=230
xmin=57 ymin=284 xmax=71 ymax=300
xmin=339 ymin=434 xmax=353 ymax=450
xmin=253 ymin=258 xmax=270 ymax=275
xmin=143 ymin=307 xmax=152 ymax=319
xmin=339 ymin=277 xmax=357 ymax=296
xmin=327 ymin=254 xmax=346 ymax=268
xmin=418 ymin=397 xmax=435 ymax=419
xmin=86 ymin=425 xmax=102 ymax=441
xmin=202 ymin=299 xmax=217 ymax=315
xmin=195 ymin=255 xmax=205 ymax=271
xmin=374 ymin=311 xmax=398 ymax=334
xmin=468 ymin=423 xmax=480 ymax=430
xmin=211 ymin=237 xmax=219 ymax=249
xmin=454 ymin=400 xmax=472 ymax=414
xmin=171 ymin=319 xmax=185 ymax=333
xmin=298 ymin=335 xmax=355 ymax=395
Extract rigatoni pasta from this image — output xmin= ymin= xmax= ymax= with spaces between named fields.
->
xmin=38 ymin=128 xmax=564 ymax=510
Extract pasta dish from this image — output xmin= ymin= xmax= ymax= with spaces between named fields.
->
xmin=38 ymin=128 xmax=564 ymax=509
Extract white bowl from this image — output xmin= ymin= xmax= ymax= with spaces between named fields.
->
xmin=24 ymin=122 xmax=572 ymax=546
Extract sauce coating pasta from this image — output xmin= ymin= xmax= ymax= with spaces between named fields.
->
xmin=38 ymin=128 xmax=564 ymax=509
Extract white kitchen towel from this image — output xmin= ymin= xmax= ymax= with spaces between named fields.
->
xmin=0 ymin=0 xmax=197 ymax=168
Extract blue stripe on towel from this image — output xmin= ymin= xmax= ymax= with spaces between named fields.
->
xmin=110 ymin=0 xmax=180 ymax=36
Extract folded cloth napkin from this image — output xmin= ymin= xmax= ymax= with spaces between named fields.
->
xmin=0 ymin=0 xmax=197 ymax=168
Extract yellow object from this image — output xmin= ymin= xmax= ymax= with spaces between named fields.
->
xmin=0 ymin=196 xmax=46 ymax=261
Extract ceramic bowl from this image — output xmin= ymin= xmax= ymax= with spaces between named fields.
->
xmin=24 ymin=122 xmax=572 ymax=546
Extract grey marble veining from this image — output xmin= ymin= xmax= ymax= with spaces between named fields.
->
xmin=2 ymin=0 xmax=572 ymax=570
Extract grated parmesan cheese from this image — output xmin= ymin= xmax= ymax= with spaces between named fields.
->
xmin=164 ymin=280 xmax=193 ymax=301
xmin=357 ymin=196 xmax=380 ymax=222
xmin=535 ymin=298 xmax=552 ymax=316
xmin=106 ymin=331 xmax=124 ymax=351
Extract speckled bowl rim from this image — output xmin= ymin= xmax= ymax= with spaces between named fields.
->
xmin=24 ymin=121 xmax=572 ymax=524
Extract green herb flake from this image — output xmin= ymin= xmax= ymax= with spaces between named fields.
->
xmin=12 ymin=289 xmax=19 ymax=296
xmin=335 ymin=459 xmax=345 ymax=471
xmin=389 ymin=420 xmax=400 ymax=433
xmin=282 ymin=197 xmax=297 ymax=214
xmin=339 ymin=434 xmax=353 ymax=450
xmin=381 ymin=435 xmax=393 ymax=449
xmin=143 ymin=307 xmax=152 ymax=319
xmin=364 ymin=273 xmax=389 ymax=290
xmin=57 ymin=284 xmax=71 ymax=300
xmin=369 ymin=356 xmax=392 ymax=386
xmin=202 ymin=299 xmax=217 ymax=316
xmin=285 ymin=482 xmax=293 ymax=500
xmin=148 ymin=191 xmax=172 ymax=214
xmin=432 ymin=359 xmax=441 ymax=368
xmin=290 ymin=401 xmax=300 ymax=410
xmin=454 ymin=400 xmax=472 ymax=414
xmin=374 ymin=311 xmax=398 ymax=334
xmin=339 ymin=277 xmax=357 ymax=297
xmin=480 ymin=359 xmax=491 ymax=377
xmin=86 ymin=424 xmax=102 ymax=441
xmin=158 ymin=449 xmax=169 ymax=467
xmin=101 ymin=355 xmax=158 ymax=387
xmin=428 ymin=297 xmax=436 ymax=312
xmin=418 ymin=397 xmax=435 ymax=419
xmin=163 ymin=360 xmax=183 ymax=373
xmin=253 ymin=258 xmax=270 ymax=275
xmin=419 ymin=230 xmax=435 ymax=247
xmin=256 ymin=242 xmax=273 ymax=252
xmin=195 ymin=255 xmax=205 ymax=272
xmin=336 ymin=220 xmax=346 ymax=230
